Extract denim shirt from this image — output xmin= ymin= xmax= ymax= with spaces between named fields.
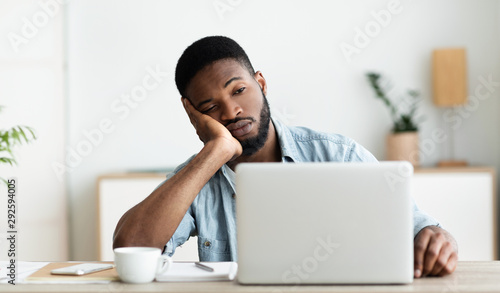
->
xmin=163 ymin=118 xmax=439 ymax=261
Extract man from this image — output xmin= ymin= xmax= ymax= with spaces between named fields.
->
xmin=113 ymin=36 xmax=458 ymax=278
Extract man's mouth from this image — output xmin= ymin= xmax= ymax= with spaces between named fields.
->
xmin=226 ymin=120 xmax=253 ymax=137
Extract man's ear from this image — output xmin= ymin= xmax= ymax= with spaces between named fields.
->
xmin=254 ymin=71 xmax=267 ymax=96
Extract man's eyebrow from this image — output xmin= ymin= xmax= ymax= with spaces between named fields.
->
xmin=195 ymin=77 xmax=242 ymax=109
xmin=196 ymin=98 xmax=213 ymax=109
xmin=224 ymin=77 xmax=242 ymax=88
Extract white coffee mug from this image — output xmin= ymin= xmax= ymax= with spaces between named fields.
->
xmin=114 ymin=247 xmax=172 ymax=283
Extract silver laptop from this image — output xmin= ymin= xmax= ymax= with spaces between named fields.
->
xmin=235 ymin=162 xmax=413 ymax=284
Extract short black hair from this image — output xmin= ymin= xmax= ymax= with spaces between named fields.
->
xmin=175 ymin=36 xmax=255 ymax=98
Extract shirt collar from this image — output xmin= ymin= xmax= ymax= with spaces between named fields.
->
xmin=271 ymin=117 xmax=300 ymax=163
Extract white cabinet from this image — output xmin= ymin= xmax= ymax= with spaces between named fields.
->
xmin=98 ymin=168 xmax=497 ymax=262
xmin=97 ymin=173 xmax=199 ymax=261
xmin=413 ymin=167 xmax=497 ymax=261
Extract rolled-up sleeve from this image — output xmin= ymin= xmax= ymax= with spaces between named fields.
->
xmin=157 ymin=157 xmax=198 ymax=256
xmin=164 ymin=206 xmax=196 ymax=257
xmin=412 ymin=197 xmax=440 ymax=237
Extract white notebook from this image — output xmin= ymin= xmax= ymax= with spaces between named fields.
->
xmin=155 ymin=262 xmax=238 ymax=282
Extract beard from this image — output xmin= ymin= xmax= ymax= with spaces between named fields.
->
xmin=238 ymin=90 xmax=271 ymax=156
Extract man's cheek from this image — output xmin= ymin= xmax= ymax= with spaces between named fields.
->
xmin=207 ymin=113 xmax=222 ymax=123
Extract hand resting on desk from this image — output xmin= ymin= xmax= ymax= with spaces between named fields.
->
xmin=414 ymin=225 xmax=458 ymax=278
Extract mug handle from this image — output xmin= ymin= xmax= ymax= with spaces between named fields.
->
xmin=156 ymin=255 xmax=172 ymax=275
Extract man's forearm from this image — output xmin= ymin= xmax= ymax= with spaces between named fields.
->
xmin=112 ymin=140 xmax=234 ymax=250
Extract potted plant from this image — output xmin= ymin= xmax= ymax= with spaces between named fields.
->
xmin=366 ymin=72 xmax=422 ymax=166
xmin=0 ymin=106 xmax=36 ymax=184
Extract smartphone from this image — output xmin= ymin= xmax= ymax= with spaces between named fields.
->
xmin=51 ymin=263 xmax=114 ymax=275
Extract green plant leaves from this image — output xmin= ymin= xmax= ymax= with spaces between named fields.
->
xmin=0 ymin=157 xmax=16 ymax=166
xmin=366 ymin=72 xmax=421 ymax=133
xmin=0 ymin=106 xmax=37 ymax=184
xmin=0 ymin=126 xmax=36 ymax=150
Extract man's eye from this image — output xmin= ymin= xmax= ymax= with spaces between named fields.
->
xmin=234 ymin=87 xmax=245 ymax=95
xmin=202 ymin=106 xmax=216 ymax=114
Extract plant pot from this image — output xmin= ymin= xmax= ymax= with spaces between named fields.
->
xmin=386 ymin=132 xmax=419 ymax=167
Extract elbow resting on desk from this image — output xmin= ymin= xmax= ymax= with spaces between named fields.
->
xmin=112 ymin=209 xmax=173 ymax=251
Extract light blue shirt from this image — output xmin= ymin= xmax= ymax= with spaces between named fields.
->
xmin=163 ymin=118 xmax=439 ymax=261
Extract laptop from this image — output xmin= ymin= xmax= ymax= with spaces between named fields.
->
xmin=235 ymin=162 xmax=413 ymax=284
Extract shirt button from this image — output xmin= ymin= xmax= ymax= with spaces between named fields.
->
xmin=204 ymin=241 xmax=211 ymax=247
xmin=232 ymin=193 xmax=236 ymax=199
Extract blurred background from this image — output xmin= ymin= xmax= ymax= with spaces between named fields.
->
xmin=0 ymin=0 xmax=499 ymax=261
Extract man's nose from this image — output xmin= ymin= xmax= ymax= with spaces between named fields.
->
xmin=220 ymin=99 xmax=242 ymax=121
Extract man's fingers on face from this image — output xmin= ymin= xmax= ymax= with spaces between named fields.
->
xmin=414 ymin=228 xmax=432 ymax=278
xmin=422 ymin=232 xmax=446 ymax=276
xmin=181 ymin=97 xmax=192 ymax=114
xmin=181 ymin=97 xmax=198 ymax=126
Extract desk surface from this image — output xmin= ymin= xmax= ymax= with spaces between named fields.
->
xmin=4 ymin=261 xmax=500 ymax=293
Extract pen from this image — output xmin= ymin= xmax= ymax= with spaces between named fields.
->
xmin=195 ymin=262 xmax=214 ymax=272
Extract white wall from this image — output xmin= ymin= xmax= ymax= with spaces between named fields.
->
xmin=0 ymin=0 xmax=67 ymax=261
xmin=1 ymin=0 xmax=498 ymax=261
xmin=65 ymin=0 xmax=500 ymax=260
